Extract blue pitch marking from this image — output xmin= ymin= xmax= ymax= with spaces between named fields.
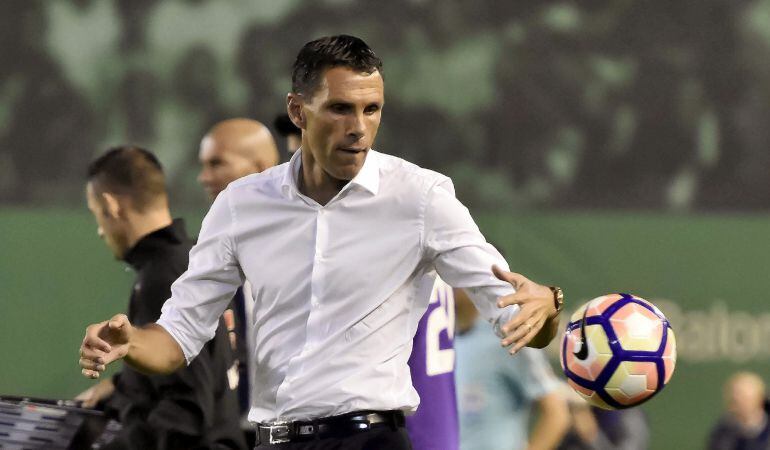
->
xmin=561 ymin=294 xmax=673 ymax=408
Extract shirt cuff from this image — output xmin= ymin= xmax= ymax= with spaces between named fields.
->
xmin=491 ymin=304 xmax=521 ymax=338
xmin=156 ymin=315 xmax=196 ymax=365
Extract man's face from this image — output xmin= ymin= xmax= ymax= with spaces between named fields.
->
xmin=198 ymin=136 xmax=257 ymax=200
xmin=300 ymin=66 xmax=384 ymax=181
xmin=726 ymin=376 xmax=765 ymax=423
xmin=86 ymin=182 xmax=129 ymax=259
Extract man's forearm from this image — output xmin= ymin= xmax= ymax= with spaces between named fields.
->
xmin=125 ymin=324 xmax=186 ymax=375
xmin=527 ymin=392 xmax=570 ymax=450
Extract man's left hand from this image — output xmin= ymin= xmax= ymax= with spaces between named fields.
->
xmin=492 ymin=265 xmax=558 ymax=353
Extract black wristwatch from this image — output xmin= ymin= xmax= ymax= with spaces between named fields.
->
xmin=549 ymin=286 xmax=564 ymax=314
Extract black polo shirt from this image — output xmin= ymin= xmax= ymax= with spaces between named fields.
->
xmin=105 ymin=219 xmax=246 ymax=450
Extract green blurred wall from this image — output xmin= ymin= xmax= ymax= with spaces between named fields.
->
xmin=2 ymin=208 xmax=769 ymax=449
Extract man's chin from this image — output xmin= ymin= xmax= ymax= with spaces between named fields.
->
xmin=206 ymin=189 xmax=221 ymax=202
xmin=330 ymin=166 xmax=361 ymax=182
xmin=330 ymin=156 xmax=367 ymax=181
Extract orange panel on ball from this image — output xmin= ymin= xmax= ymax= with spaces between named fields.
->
xmin=586 ymin=294 xmax=623 ymax=317
xmin=605 ymin=361 xmax=658 ymax=406
xmin=610 ymin=303 xmax=664 ymax=351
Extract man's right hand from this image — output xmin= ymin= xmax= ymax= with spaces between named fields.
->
xmin=79 ymin=314 xmax=133 ymax=379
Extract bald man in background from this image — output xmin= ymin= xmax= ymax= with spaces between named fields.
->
xmin=197 ymin=118 xmax=279 ymax=446
xmin=198 ymin=118 xmax=279 ymax=201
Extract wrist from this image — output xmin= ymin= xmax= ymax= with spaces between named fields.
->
xmin=122 ymin=324 xmax=138 ymax=361
xmin=549 ymin=286 xmax=564 ymax=318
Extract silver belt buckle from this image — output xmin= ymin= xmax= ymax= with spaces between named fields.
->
xmin=263 ymin=421 xmax=291 ymax=444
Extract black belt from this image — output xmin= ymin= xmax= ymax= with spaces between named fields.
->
xmin=255 ymin=410 xmax=405 ymax=445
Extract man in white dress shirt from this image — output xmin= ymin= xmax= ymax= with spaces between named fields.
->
xmin=79 ymin=35 xmax=563 ymax=449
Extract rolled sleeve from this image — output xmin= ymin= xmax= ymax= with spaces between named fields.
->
xmin=423 ymin=179 xmax=518 ymax=331
xmin=158 ymin=188 xmax=243 ymax=363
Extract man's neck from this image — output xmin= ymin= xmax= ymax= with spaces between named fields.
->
xmin=737 ymin=409 xmax=769 ymax=433
xmin=125 ymin=209 xmax=174 ymax=252
xmin=299 ymin=151 xmax=346 ymax=206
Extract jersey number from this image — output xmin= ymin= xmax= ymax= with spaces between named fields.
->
xmin=425 ymin=278 xmax=455 ymax=376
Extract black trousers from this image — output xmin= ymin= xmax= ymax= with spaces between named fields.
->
xmin=254 ymin=427 xmax=412 ymax=450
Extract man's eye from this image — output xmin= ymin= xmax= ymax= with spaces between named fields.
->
xmin=365 ymin=105 xmax=380 ymax=114
xmin=331 ymin=104 xmax=349 ymax=113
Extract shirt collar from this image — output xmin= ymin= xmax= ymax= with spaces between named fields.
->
xmin=280 ymin=148 xmax=380 ymax=199
xmin=123 ymin=218 xmax=188 ymax=268
xmin=349 ymin=149 xmax=380 ymax=195
xmin=280 ymin=149 xmax=302 ymax=200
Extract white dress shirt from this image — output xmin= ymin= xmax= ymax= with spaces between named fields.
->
xmin=157 ymin=149 xmax=517 ymax=423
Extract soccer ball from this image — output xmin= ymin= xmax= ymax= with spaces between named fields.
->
xmin=560 ymin=293 xmax=676 ymax=409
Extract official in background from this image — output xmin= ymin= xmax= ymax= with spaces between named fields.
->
xmin=198 ymin=118 xmax=279 ymax=447
xmin=78 ymin=146 xmax=246 ymax=450
xmin=198 ymin=119 xmax=279 ymax=202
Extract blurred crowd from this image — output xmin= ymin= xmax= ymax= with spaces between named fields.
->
xmin=5 ymin=0 xmax=770 ymax=211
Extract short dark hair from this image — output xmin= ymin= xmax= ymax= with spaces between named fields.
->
xmin=87 ymin=145 xmax=166 ymax=211
xmin=291 ymin=35 xmax=383 ymax=97
xmin=274 ymin=113 xmax=301 ymax=137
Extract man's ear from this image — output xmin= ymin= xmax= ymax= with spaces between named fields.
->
xmin=287 ymin=93 xmax=306 ymax=130
xmin=101 ymin=191 xmax=122 ymax=219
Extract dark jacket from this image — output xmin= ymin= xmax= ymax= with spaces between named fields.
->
xmin=708 ymin=401 xmax=770 ymax=450
xmin=105 ymin=219 xmax=246 ymax=450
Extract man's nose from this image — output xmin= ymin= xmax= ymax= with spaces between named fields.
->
xmin=197 ymin=169 xmax=209 ymax=185
xmin=347 ymin=112 xmax=366 ymax=140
